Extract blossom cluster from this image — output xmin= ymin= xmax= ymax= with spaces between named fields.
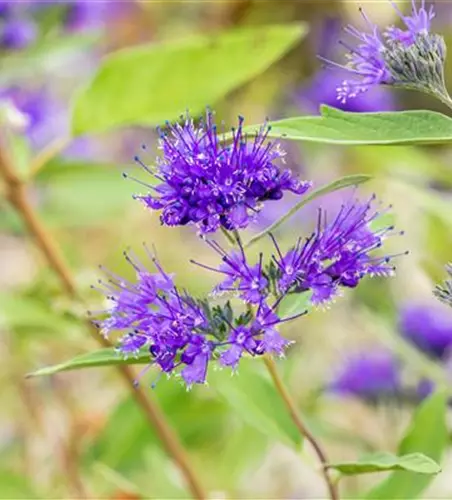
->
xmin=93 ymin=120 xmax=404 ymax=387
xmin=132 ymin=111 xmax=311 ymax=234
xmin=92 ymin=247 xmax=296 ymax=386
xmin=194 ymin=197 xmax=402 ymax=307
xmin=326 ymin=0 xmax=446 ymax=103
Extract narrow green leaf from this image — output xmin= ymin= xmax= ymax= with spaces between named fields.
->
xmin=366 ymin=392 xmax=448 ymax=499
xmin=328 ymin=452 xmax=441 ymax=476
xmin=208 ymin=359 xmax=302 ymax=449
xmin=72 ymin=24 xmax=306 ymax=135
xmin=26 ymin=348 xmax=150 ymax=377
xmin=245 ymin=174 xmax=371 ymax=248
xmin=245 ymin=106 xmax=452 ymax=146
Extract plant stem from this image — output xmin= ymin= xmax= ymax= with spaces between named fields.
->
xmin=0 ymin=135 xmax=207 ymax=500
xmin=263 ymin=357 xmax=339 ymax=500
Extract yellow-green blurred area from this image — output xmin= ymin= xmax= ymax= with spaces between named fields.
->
xmin=1 ymin=1 xmax=452 ymax=499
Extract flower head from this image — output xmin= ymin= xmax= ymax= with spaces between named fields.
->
xmin=327 ymin=349 xmax=401 ymax=401
xmin=325 ymin=1 xmax=446 ymax=103
xmin=399 ymin=302 xmax=452 ymax=360
xmin=92 ymin=244 xmax=304 ymax=387
xmin=271 ymin=196 xmax=403 ymax=305
xmin=131 ymin=110 xmax=311 ymax=234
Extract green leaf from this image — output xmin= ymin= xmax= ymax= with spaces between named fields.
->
xmin=245 ymin=106 xmax=452 ymax=146
xmin=26 ymin=348 xmax=150 ymax=377
xmin=366 ymin=392 xmax=448 ymax=499
xmin=0 ymin=293 xmax=75 ymax=335
xmin=209 ymin=359 xmax=302 ymax=449
xmin=328 ymin=452 xmax=441 ymax=476
xmin=36 ymin=160 xmax=135 ymax=227
xmin=277 ymin=292 xmax=311 ymax=318
xmin=72 ymin=24 xmax=306 ymax=135
xmin=245 ymin=174 xmax=371 ymax=248
xmin=0 ymin=470 xmax=41 ymax=499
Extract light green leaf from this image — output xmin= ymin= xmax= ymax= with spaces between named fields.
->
xmin=366 ymin=392 xmax=448 ymax=499
xmin=72 ymin=24 xmax=306 ymax=135
xmin=328 ymin=452 xmax=441 ymax=476
xmin=0 ymin=293 xmax=75 ymax=335
xmin=209 ymin=359 xmax=302 ymax=449
xmin=277 ymin=292 xmax=311 ymax=318
xmin=26 ymin=348 xmax=150 ymax=377
xmin=245 ymin=106 xmax=452 ymax=146
xmin=36 ymin=160 xmax=135 ymax=227
xmin=245 ymin=174 xmax=371 ymax=248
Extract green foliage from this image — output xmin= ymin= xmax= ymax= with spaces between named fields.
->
xmin=209 ymin=359 xmax=302 ymax=449
xmin=26 ymin=347 xmax=149 ymax=377
xmin=366 ymin=392 xmax=449 ymax=499
xmin=245 ymin=106 xmax=452 ymax=145
xmin=35 ymin=160 xmax=135 ymax=227
xmin=0 ymin=470 xmax=41 ymax=499
xmin=327 ymin=452 xmax=441 ymax=476
xmin=72 ymin=24 xmax=306 ymax=135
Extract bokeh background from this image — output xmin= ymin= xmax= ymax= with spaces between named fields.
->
xmin=1 ymin=1 xmax=452 ymax=498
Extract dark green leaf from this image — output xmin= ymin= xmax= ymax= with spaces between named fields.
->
xmin=328 ymin=452 xmax=441 ymax=476
xmin=245 ymin=106 xmax=452 ymax=146
xmin=245 ymin=174 xmax=371 ymax=248
xmin=209 ymin=359 xmax=302 ymax=449
xmin=72 ymin=24 xmax=306 ymax=135
xmin=366 ymin=392 xmax=448 ymax=499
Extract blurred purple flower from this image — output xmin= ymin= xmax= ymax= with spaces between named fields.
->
xmin=64 ymin=0 xmax=125 ymax=31
xmin=328 ymin=349 xmax=401 ymax=401
xmin=399 ymin=302 xmax=452 ymax=360
xmin=0 ymin=17 xmax=37 ymax=49
xmin=0 ymin=1 xmax=37 ymax=49
xmin=0 ymin=86 xmax=64 ymax=149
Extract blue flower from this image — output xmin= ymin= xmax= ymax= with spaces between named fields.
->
xmin=325 ymin=1 xmax=440 ymax=103
xmin=399 ymin=302 xmax=452 ymax=360
xmin=92 ymin=245 xmax=304 ymax=387
xmin=131 ymin=110 xmax=311 ymax=234
xmin=271 ymin=196 xmax=403 ymax=305
xmin=327 ymin=349 xmax=401 ymax=401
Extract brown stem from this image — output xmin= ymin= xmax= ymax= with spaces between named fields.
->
xmin=263 ymin=357 xmax=339 ymax=500
xmin=0 ymin=136 xmax=207 ymax=500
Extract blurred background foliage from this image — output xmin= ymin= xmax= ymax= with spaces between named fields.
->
xmin=1 ymin=1 xmax=452 ymax=498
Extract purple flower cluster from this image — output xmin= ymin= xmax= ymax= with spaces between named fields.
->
xmin=89 ymin=105 xmax=406 ymax=388
xmin=132 ymin=111 xmax=311 ymax=234
xmin=327 ymin=349 xmax=401 ymax=401
xmin=326 ymin=0 xmax=438 ymax=102
xmin=196 ymin=197 xmax=401 ymax=307
xmin=0 ymin=1 xmax=37 ymax=50
xmin=92 ymin=247 xmax=299 ymax=387
xmin=399 ymin=302 xmax=452 ymax=360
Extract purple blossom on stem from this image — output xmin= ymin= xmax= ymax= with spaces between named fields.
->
xmin=399 ymin=302 xmax=452 ymax=360
xmin=191 ymin=239 xmax=269 ymax=304
xmin=130 ymin=110 xmax=311 ymax=234
xmin=327 ymin=349 xmax=401 ymax=401
xmin=323 ymin=1 xmax=440 ymax=103
xmin=92 ymin=244 xmax=306 ymax=386
xmin=271 ymin=196 xmax=404 ymax=305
